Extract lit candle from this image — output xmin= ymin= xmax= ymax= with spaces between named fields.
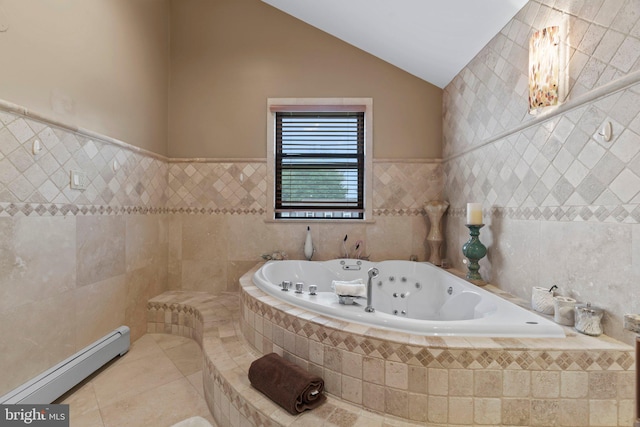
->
xmin=466 ymin=203 xmax=483 ymax=225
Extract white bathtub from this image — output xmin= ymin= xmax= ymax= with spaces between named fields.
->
xmin=252 ymin=259 xmax=565 ymax=338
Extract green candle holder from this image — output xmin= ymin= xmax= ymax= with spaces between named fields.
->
xmin=462 ymin=224 xmax=487 ymax=281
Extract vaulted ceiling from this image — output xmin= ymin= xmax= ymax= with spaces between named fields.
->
xmin=262 ymin=0 xmax=528 ymax=88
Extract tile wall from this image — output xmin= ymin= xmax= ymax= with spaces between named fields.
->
xmin=0 ymin=105 xmax=169 ymax=396
xmin=443 ymin=0 xmax=640 ymax=345
xmin=0 ymin=104 xmax=443 ymax=396
xmin=166 ymin=160 xmax=443 ymax=294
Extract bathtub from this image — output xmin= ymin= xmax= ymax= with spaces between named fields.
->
xmin=252 ymin=259 xmax=565 ymax=338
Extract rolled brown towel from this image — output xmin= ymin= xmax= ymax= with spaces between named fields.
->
xmin=248 ymin=353 xmax=326 ymax=415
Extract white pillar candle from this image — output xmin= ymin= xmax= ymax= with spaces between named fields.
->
xmin=466 ymin=203 xmax=483 ymax=225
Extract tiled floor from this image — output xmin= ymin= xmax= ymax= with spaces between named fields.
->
xmin=57 ymin=334 xmax=217 ymax=427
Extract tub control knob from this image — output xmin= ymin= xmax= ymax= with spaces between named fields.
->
xmin=295 ymin=282 xmax=304 ymax=293
xmin=401 ymin=310 xmax=407 ymax=315
xmin=281 ymin=281 xmax=291 ymax=291
xmin=308 ymin=285 xmax=317 ymax=295
xmin=393 ymin=293 xmax=399 ymax=298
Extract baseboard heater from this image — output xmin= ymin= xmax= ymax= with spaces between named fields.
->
xmin=0 ymin=326 xmax=130 ymax=404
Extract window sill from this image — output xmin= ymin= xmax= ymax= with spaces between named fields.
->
xmin=263 ymin=218 xmax=376 ymax=224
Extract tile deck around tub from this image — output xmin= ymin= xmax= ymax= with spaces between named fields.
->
xmin=148 ymin=263 xmax=636 ymax=426
xmin=238 ymin=263 xmax=635 ymax=426
xmin=147 ymin=291 xmax=421 ymax=427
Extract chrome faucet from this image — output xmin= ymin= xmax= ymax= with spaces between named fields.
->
xmin=365 ymin=267 xmax=379 ymax=313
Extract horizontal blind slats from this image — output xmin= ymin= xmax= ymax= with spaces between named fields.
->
xmin=275 ymin=111 xmax=364 ymax=218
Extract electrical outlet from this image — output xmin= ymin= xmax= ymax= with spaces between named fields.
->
xmin=69 ymin=170 xmax=88 ymax=190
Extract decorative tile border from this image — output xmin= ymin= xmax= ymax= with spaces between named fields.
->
xmin=0 ymin=203 xmax=434 ymax=218
xmin=7 ymin=201 xmax=640 ymax=224
xmin=373 ymin=208 xmax=426 ymax=216
xmin=0 ymin=202 xmax=169 ymax=217
xmin=167 ymin=207 xmax=266 ymax=215
xmin=448 ymin=204 xmax=640 ymax=223
xmin=0 ymin=202 xmax=271 ymax=217
xmin=0 ymin=203 xmax=434 ymax=219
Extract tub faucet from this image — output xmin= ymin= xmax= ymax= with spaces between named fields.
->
xmin=365 ymin=267 xmax=379 ymax=313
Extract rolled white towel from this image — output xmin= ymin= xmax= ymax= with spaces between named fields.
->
xmin=332 ymin=279 xmax=366 ymax=297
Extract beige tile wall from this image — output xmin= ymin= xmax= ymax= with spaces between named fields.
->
xmin=0 ymin=106 xmax=169 ymax=396
xmin=0 ymin=213 xmax=169 ymax=393
xmin=443 ymin=0 xmax=640 ymax=345
xmin=166 ymin=160 xmax=443 ymax=293
xmin=0 ymin=103 xmax=443 ymax=397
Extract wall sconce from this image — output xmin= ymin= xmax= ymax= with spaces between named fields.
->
xmin=529 ymin=26 xmax=562 ymax=114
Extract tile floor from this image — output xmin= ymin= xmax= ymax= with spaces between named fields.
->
xmin=57 ymin=334 xmax=217 ymax=427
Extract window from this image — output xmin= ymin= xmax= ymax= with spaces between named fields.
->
xmin=275 ymin=111 xmax=364 ymax=219
xmin=267 ymin=98 xmax=372 ymax=221
xmin=267 ymin=98 xmax=373 ymax=221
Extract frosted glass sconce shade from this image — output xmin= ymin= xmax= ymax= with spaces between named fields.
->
xmin=529 ymin=26 xmax=560 ymax=113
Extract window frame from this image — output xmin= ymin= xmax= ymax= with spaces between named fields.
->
xmin=266 ymin=98 xmax=373 ymax=222
xmin=275 ymin=110 xmax=365 ymax=218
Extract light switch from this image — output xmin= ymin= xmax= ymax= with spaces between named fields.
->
xmin=70 ymin=170 xmax=88 ymax=190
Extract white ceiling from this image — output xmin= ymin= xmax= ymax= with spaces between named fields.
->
xmin=262 ymin=0 xmax=528 ymax=89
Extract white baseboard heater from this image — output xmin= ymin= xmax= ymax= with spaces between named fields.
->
xmin=0 ymin=326 xmax=130 ymax=404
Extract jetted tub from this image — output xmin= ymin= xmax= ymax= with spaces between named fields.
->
xmin=252 ymin=259 xmax=565 ymax=338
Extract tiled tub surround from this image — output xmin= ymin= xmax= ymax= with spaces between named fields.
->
xmin=237 ymin=264 xmax=636 ymax=427
xmin=442 ymin=0 xmax=640 ymax=346
xmin=146 ymin=291 xmax=411 ymax=427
